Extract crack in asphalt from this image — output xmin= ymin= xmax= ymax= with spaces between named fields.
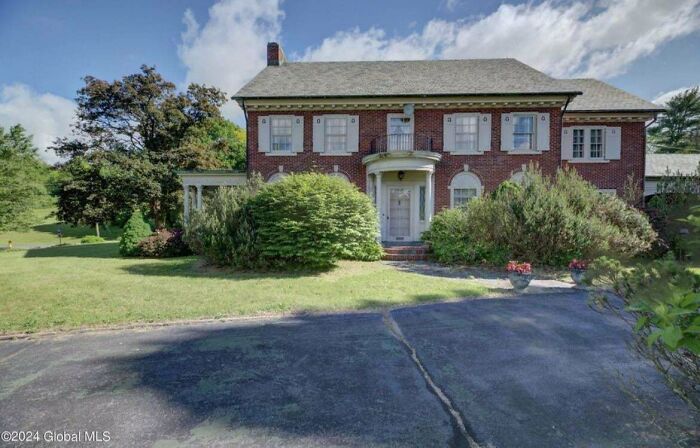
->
xmin=382 ymin=311 xmax=482 ymax=448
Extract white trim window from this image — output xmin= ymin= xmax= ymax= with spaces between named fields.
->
xmin=455 ymin=115 xmax=478 ymax=152
xmin=572 ymin=129 xmax=585 ymax=159
xmin=324 ymin=117 xmax=348 ymax=153
xmin=513 ymin=114 xmax=536 ymax=151
xmin=590 ymin=128 xmax=604 ymax=159
xmin=270 ymin=117 xmax=293 ymax=153
xmin=449 ymin=171 xmax=483 ymax=208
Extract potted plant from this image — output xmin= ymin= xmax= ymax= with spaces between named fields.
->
xmin=506 ymin=261 xmax=532 ymax=291
xmin=568 ymin=259 xmax=588 ymax=285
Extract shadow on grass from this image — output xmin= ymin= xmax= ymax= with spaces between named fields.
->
xmin=121 ymin=259 xmax=337 ymax=280
xmin=31 ymin=223 xmax=121 ymax=240
xmin=24 ymin=242 xmax=120 ymax=259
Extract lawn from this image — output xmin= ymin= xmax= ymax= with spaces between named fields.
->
xmin=0 ymin=243 xmax=490 ymax=334
xmin=0 ymin=207 xmax=121 ymax=248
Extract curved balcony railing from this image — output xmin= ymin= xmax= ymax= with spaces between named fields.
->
xmin=369 ymin=133 xmax=434 ymax=153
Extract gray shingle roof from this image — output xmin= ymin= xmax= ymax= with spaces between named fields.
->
xmin=234 ymin=59 xmax=580 ymax=99
xmin=646 ymin=154 xmax=700 ymax=177
xmin=561 ymin=79 xmax=663 ymax=112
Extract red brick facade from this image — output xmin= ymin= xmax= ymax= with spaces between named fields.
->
xmin=247 ymin=109 xmax=645 ymax=211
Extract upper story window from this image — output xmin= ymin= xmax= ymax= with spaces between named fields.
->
xmin=572 ymin=129 xmax=585 ymax=159
xmin=513 ymin=114 xmax=536 ymax=150
xmin=455 ymin=115 xmax=478 ymax=152
xmin=271 ymin=117 xmax=293 ymax=153
xmin=590 ymin=129 xmax=604 ymax=158
xmin=324 ymin=117 xmax=348 ymax=153
xmin=388 ymin=114 xmax=413 ymax=151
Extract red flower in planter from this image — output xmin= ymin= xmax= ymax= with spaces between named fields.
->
xmin=568 ymin=259 xmax=588 ymax=271
xmin=506 ymin=261 xmax=532 ymax=275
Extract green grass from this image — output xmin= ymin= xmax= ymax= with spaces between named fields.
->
xmin=0 ymin=207 xmax=121 ymax=247
xmin=0 ymin=243 xmax=490 ymax=334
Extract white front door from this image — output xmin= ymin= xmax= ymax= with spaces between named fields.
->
xmin=388 ymin=187 xmax=411 ymax=241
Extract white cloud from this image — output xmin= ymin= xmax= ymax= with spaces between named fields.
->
xmin=301 ymin=0 xmax=700 ymax=79
xmin=0 ymin=84 xmax=75 ymax=164
xmin=178 ymin=0 xmax=283 ymax=123
xmin=653 ymin=85 xmax=699 ymax=105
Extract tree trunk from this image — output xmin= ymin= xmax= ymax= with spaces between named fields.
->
xmin=95 ymin=222 xmax=100 ymax=238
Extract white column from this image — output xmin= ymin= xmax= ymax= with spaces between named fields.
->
xmin=375 ymin=172 xmax=383 ymax=241
xmin=196 ymin=185 xmax=203 ymax=209
xmin=183 ymin=185 xmax=190 ymax=223
xmin=425 ymin=171 xmax=434 ymax=222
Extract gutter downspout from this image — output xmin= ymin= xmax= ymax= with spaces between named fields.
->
xmin=560 ymin=94 xmax=574 ymax=169
xmin=239 ymin=99 xmax=250 ymax=175
xmin=645 ymin=112 xmax=658 ymax=129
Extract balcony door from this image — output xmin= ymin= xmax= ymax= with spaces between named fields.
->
xmin=387 ymin=113 xmax=414 ymax=151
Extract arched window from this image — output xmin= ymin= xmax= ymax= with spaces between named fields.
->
xmin=268 ymin=172 xmax=288 ymax=183
xmin=449 ymin=172 xmax=482 ymax=207
xmin=328 ymin=172 xmax=350 ymax=182
xmin=510 ymin=170 xmax=525 ymax=184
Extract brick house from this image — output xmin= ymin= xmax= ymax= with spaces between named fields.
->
xmin=224 ymin=42 xmax=662 ymax=243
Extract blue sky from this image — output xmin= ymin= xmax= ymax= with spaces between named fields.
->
xmin=1 ymin=0 xmax=699 ymax=162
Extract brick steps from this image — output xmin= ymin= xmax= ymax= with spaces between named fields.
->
xmin=382 ymin=245 xmax=430 ymax=261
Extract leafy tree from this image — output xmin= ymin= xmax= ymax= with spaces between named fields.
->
xmin=179 ymin=118 xmax=246 ymax=171
xmin=53 ymin=65 xmax=228 ymax=226
xmin=56 ymin=151 xmax=160 ymax=236
xmin=649 ymin=87 xmax=700 ymax=153
xmin=0 ymin=125 xmax=49 ymax=231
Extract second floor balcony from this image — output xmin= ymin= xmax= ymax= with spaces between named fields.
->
xmin=370 ymin=133 xmax=435 ymax=154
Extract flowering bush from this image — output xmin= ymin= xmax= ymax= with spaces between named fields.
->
xmin=568 ymin=259 xmax=588 ymax=271
xmin=506 ymin=261 xmax=532 ymax=275
xmin=137 ymin=228 xmax=191 ymax=258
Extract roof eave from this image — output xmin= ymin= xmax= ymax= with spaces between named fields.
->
xmin=232 ymin=91 xmax=583 ymax=102
xmin=566 ymin=108 xmax=665 ymax=114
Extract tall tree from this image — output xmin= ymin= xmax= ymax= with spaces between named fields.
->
xmin=0 ymin=125 xmax=48 ymax=231
xmin=53 ymin=65 xmax=228 ymax=226
xmin=178 ymin=117 xmax=246 ymax=171
xmin=648 ymin=87 xmax=700 ymax=153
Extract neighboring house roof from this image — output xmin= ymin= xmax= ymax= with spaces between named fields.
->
xmin=646 ymin=154 xmax=700 ymax=177
xmin=234 ymin=59 xmax=581 ymax=99
xmin=561 ymin=79 xmax=664 ymax=113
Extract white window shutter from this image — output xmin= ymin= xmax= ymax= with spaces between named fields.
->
xmin=537 ymin=112 xmax=550 ymax=151
xmin=605 ymin=127 xmax=621 ymax=160
xmin=347 ymin=115 xmax=360 ymax=152
xmin=312 ymin=116 xmax=325 ymax=153
xmin=561 ymin=127 xmax=573 ymax=160
xmin=292 ymin=116 xmax=304 ymax=153
xmin=500 ymin=113 xmax=513 ymax=151
xmin=478 ymin=113 xmax=492 ymax=152
xmin=258 ymin=115 xmax=270 ymax=153
xmin=443 ymin=114 xmax=455 ymax=152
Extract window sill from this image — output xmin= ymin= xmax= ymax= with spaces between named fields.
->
xmin=263 ymin=152 xmax=299 ymax=156
xmin=504 ymin=150 xmax=542 ymax=155
xmin=318 ymin=152 xmax=353 ymax=156
xmin=445 ymin=150 xmax=486 ymax=155
xmin=566 ymin=159 xmax=610 ymax=164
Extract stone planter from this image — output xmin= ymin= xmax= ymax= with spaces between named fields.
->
xmin=508 ymin=273 xmax=532 ymax=291
xmin=570 ymin=269 xmax=587 ymax=286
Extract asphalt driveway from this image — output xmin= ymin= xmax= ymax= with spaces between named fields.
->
xmin=0 ymin=292 xmax=697 ymax=447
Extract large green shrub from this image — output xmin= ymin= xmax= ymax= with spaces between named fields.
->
xmin=423 ymin=167 xmax=656 ymax=266
xmin=185 ymin=175 xmax=263 ymax=268
xmin=119 ymin=210 xmax=152 ymax=256
xmin=588 ymin=255 xmax=700 ymax=411
xmin=250 ymin=173 xmax=382 ymax=268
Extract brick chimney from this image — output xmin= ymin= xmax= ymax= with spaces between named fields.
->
xmin=267 ymin=42 xmax=286 ymax=66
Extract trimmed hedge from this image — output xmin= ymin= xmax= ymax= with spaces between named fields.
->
xmin=249 ymin=173 xmax=382 ymax=268
xmin=423 ymin=167 xmax=656 ymax=266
